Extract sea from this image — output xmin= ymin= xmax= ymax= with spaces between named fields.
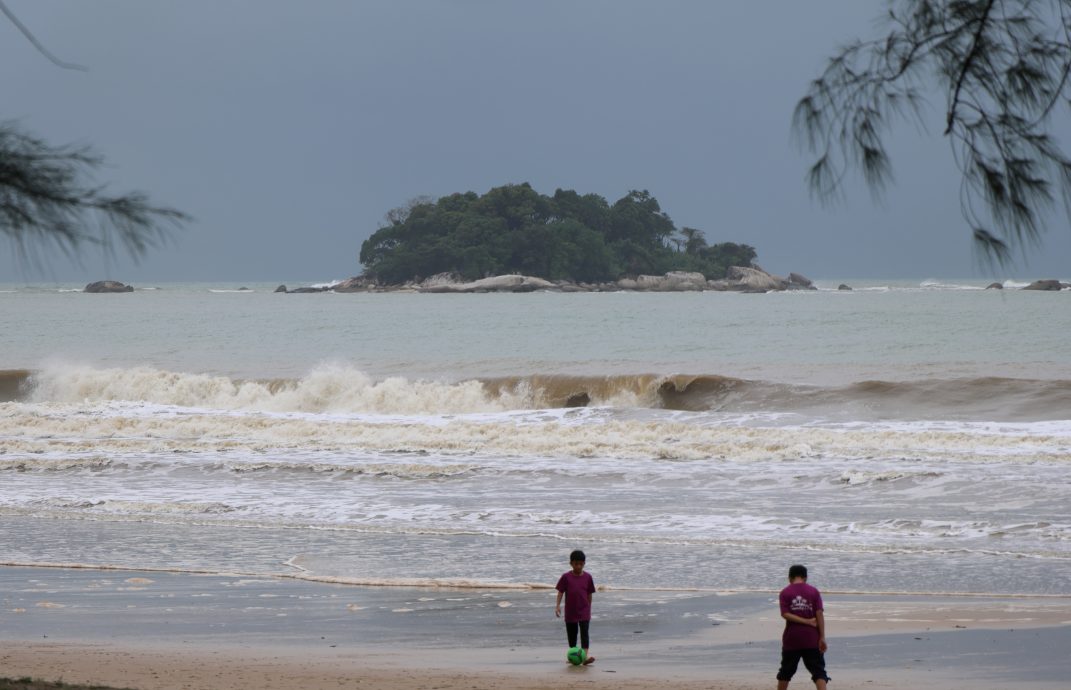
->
xmin=1 ymin=279 xmax=1069 ymax=597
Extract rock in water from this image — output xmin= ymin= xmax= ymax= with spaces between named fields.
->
xmin=1022 ymin=279 xmax=1063 ymax=291
xmin=84 ymin=281 xmax=133 ymax=293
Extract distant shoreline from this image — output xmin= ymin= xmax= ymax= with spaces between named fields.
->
xmin=275 ymin=273 xmax=1069 ymax=294
xmin=4 ymin=276 xmax=1069 ymax=292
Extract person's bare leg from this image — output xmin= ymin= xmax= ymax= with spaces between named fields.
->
xmin=813 ymin=680 xmax=827 ymax=690
xmin=777 ymin=681 xmax=789 ymax=690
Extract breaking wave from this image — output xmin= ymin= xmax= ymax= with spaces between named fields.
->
xmin=5 ymin=364 xmax=1071 ymax=421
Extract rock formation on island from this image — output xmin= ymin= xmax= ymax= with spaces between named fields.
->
xmin=283 ymin=266 xmax=819 ymax=294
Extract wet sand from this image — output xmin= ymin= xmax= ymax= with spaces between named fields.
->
xmin=1 ymin=566 xmax=1069 ymax=689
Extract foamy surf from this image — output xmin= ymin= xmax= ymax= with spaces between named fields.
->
xmin=919 ymin=279 xmax=986 ymax=290
xmin=3 ymin=286 xmax=1070 ymax=596
xmin=2 ymin=402 xmax=1068 ymax=462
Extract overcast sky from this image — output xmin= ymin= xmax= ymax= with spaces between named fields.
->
xmin=3 ymin=0 xmax=1069 ymax=283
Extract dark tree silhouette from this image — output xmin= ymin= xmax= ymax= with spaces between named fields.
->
xmin=1 ymin=123 xmax=189 ymax=264
xmin=1 ymin=2 xmax=188 ymax=265
xmin=794 ymin=0 xmax=1071 ymax=263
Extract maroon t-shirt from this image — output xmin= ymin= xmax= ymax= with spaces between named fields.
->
xmin=556 ymin=571 xmax=595 ymax=623
xmin=780 ymin=582 xmax=824 ymax=650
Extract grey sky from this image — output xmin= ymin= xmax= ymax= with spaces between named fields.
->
xmin=2 ymin=0 xmax=1069 ymax=283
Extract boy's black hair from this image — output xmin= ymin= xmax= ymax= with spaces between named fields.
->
xmin=569 ymin=549 xmax=586 ymax=563
xmin=788 ymin=564 xmax=808 ymax=580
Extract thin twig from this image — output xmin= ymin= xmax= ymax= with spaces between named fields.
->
xmin=946 ymin=0 xmax=997 ymax=134
xmin=0 ymin=0 xmax=87 ymax=71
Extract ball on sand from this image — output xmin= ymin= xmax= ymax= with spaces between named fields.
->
xmin=567 ymin=646 xmax=586 ymax=666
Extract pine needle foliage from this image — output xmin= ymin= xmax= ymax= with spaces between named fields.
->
xmin=0 ymin=122 xmax=189 ymax=267
xmin=794 ymin=0 xmax=1071 ymax=264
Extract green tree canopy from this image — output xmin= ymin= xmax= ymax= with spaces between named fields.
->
xmin=359 ymin=183 xmax=756 ymax=284
xmin=795 ymin=0 xmax=1071 ymax=263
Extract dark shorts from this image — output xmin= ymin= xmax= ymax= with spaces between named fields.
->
xmin=777 ymin=647 xmax=829 ymax=682
xmin=565 ymin=620 xmax=590 ymax=648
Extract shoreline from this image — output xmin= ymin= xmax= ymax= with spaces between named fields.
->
xmin=3 ymin=561 xmax=1069 ymax=600
xmin=2 ymin=566 xmax=1068 ymax=690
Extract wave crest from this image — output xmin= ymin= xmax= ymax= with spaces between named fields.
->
xmin=9 ymin=364 xmax=1071 ymax=420
xmin=25 ymin=364 xmax=523 ymax=415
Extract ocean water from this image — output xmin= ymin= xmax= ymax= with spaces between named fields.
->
xmin=1 ymin=280 xmax=1069 ymax=596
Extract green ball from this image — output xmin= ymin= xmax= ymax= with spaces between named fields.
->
xmin=567 ymin=646 xmax=586 ymax=666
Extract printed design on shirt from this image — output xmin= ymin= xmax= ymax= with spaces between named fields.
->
xmin=789 ymin=595 xmax=814 ymax=616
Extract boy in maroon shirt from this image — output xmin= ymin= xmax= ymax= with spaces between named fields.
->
xmin=555 ymin=549 xmax=596 ymax=665
xmin=777 ymin=564 xmax=829 ymax=690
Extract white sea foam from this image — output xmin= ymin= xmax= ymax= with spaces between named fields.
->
xmin=284 ymin=574 xmax=550 ymax=589
xmin=919 ymin=279 xmax=985 ymax=291
xmin=5 ymin=486 xmax=1064 ymax=549
xmin=3 ymin=405 xmax=1068 ymax=463
xmin=837 ymin=469 xmax=943 ymax=485
xmin=0 ymin=457 xmax=113 ymax=472
xmin=27 ymin=497 xmax=239 ymax=516
xmin=2 ymin=399 xmax=1069 ymax=463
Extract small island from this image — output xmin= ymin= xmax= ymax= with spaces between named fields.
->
xmin=280 ymin=182 xmax=1067 ymax=294
xmin=274 ymin=183 xmax=804 ymax=293
xmin=358 ymin=183 xmax=759 ymax=286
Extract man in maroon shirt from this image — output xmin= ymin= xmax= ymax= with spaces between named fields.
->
xmin=777 ymin=564 xmax=829 ymax=690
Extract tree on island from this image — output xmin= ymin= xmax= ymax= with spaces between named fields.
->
xmin=796 ymin=0 xmax=1071 ymax=264
xmin=359 ymin=183 xmax=757 ymax=285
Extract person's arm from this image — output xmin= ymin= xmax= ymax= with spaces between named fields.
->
xmin=781 ymin=611 xmax=818 ymax=627
xmin=555 ymin=590 xmax=564 ymax=618
xmin=816 ymin=609 xmax=827 ymax=652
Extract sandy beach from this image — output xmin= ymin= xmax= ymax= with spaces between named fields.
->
xmin=2 ymin=566 xmax=1069 ymax=690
